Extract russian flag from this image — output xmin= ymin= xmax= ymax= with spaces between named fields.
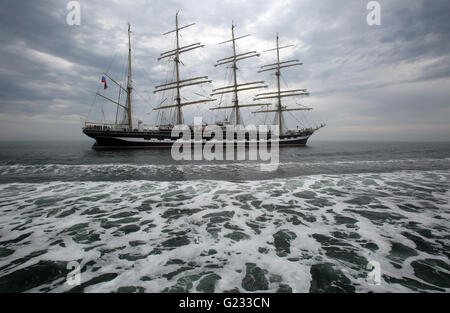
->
xmin=101 ymin=76 xmax=108 ymax=89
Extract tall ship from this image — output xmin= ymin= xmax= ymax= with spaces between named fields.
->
xmin=82 ymin=13 xmax=325 ymax=149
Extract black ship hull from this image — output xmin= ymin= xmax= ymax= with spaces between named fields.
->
xmin=83 ymin=128 xmax=312 ymax=149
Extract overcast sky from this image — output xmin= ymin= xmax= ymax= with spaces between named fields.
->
xmin=0 ymin=0 xmax=449 ymax=141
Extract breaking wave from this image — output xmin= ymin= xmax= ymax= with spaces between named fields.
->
xmin=1 ymin=157 xmax=450 ymax=183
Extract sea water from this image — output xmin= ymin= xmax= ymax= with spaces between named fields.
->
xmin=0 ymin=141 xmax=448 ymax=292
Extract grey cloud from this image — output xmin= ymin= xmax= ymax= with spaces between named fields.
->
xmin=0 ymin=0 xmax=449 ymax=141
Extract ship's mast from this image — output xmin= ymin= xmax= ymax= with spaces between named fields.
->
xmin=93 ymin=24 xmax=135 ymax=129
xmin=153 ymin=12 xmax=216 ymax=125
xmin=253 ymin=34 xmax=311 ymax=135
xmin=276 ymin=34 xmax=282 ymax=134
xmin=174 ymin=13 xmax=182 ymax=125
xmin=126 ymin=23 xmax=133 ymax=129
xmin=210 ymin=23 xmax=268 ymax=126
xmin=231 ymin=24 xmax=239 ymax=125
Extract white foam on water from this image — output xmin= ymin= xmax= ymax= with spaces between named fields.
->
xmin=0 ymin=169 xmax=448 ymax=292
xmin=1 ymin=156 xmax=450 ymax=179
